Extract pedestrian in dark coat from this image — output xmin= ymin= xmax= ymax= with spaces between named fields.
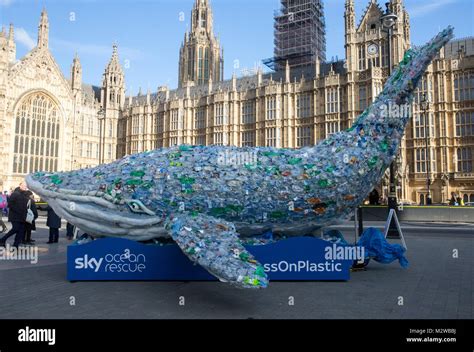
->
xmin=46 ymin=205 xmax=62 ymax=244
xmin=23 ymin=191 xmax=38 ymax=245
xmin=0 ymin=182 xmax=29 ymax=248
xmin=66 ymin=222 xmax=75 ymax=240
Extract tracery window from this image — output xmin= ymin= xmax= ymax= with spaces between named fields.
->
xmin=14 ymin=93 xmax=60 ymax=174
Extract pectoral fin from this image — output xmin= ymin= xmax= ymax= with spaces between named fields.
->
xmin=165 ymin=213 xmax=268 ymax=289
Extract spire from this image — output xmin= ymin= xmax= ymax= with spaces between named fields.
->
xmin=285 ymin=60 xmax=290 ymax=83
xmin=71 ymin=53 xmax=82 ymax=93
xmin=345 ymin=0 xmax=355 ymax=11
xmin=105 ymin=43 xmax=123 ymax=75
xmin=178 ymin=0 xmax=222 ymax=88
xmin=390 ymin=0 xmax=403 ymax=15
xmin=257 ymin=66 xmax=263 ymax=86
xmin=8 ymin=24 xmax=14 ymax=41
xmin=191 ymin=0 xmax=213 ymax=35
xmin=72 ymin=53 xmax=82 ymax=77
xmin=315 ymin=55 xmax=320 ymax=78
xmin=73 ymin=52 xmax=81 ymax=66
xmin=345 ymin=0 xmax=356 ymax=34
xmin=37 ymin=8 xmax=49 ymax=49
xmin=6 ymin=23 xmax=16 ymax=62
xmin=102 ymin=44 xmax=125 ymax=110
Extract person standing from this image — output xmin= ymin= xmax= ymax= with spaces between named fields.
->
xmin=1 ymin=191 xmax=9 ymax=218
xmin=23 ymin=191 xmax=38 ymax=245
xmin=0 ymin=182 xmax=29 ymax=248
xmin=0 ymin=214 xmax=6 ymax=233
xmin=46 ymin=205 xmax=62 ymax=244
xmin=369 ymin=189 xmax=380 ymax=205
xmin=66 ymin=222 xmax=75 ymax=240
xmin=457 ymin=193 xmax=465 ymax=207
xmin=0 ymin=191 xmax=8 ymax=232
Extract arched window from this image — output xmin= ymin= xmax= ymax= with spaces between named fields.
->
xmin=457 ymin=148 xmax=473 ymax=172
xmin=420 ymin=194 xmax=425 ymax=205
xmin=470 ymin=194 xmax=474 ymax=203
xmin=463 ymin=194 xmax=469 ymax=204
xmin=13 ymin=92 xmax=60 ymax=174
xmin=16 ymin=155 xmax=22 ymax=173
xmin=14 ymin=136 xmax=19 ymax=153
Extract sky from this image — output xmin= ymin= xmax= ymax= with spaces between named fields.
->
xmin=0 ymin=0 xmax=473 ymax=95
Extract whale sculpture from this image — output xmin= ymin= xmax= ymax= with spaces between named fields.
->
xmin=27 ymin=28 xmax=453 ymax=289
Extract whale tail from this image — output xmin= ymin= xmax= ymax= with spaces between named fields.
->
xmin=382 ymin=26 xmax=454 ymax=106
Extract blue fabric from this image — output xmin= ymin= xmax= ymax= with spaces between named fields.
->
xmin=357 ymin=227 xmax=409 ymax=268
xmin=321 ymin=227 xmax=408 ymax=268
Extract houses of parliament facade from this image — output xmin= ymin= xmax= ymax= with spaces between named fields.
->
xmin=1 ymin=0 xmax=473 ymax=205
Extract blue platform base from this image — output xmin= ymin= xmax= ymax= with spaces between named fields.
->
xmin=67 ymin=237 xmax=353 ymax=282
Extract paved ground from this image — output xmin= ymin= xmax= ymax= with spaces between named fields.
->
xmin=0 ymin=217 xmax=472 ymax=319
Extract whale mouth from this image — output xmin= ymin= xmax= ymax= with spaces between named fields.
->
xmin=26 ymin=174 xmax=167 ymax=241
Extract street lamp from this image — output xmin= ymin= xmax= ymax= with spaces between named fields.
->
xmin=97 ymin=108 xmax=105 ymax=165
xmin=421 ymin=93 xmax=432 ymax=205
xmin=381 ymin=2 xmax=398 ymax=236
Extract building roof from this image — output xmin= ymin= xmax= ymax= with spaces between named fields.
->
xmin=126 ymin=62 xmax=346 ymax=107
xmin=66 ymin=80 xmax=101 ymax=105
xmin=443 ymin=37 xmax=474 ymax=58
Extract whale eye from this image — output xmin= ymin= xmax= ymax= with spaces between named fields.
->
xmin=126 ymin=200 xmax=156 ymax=216
xmin=130 ymin=202 xmax=140 ymax=211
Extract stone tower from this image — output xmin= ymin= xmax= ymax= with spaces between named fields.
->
xmin=101 ymin=44 xmax=125 ymax=111
xmin=344 ymin=0 xmax=357 ymax=72
xmin=71 ymin=53 xmax=82 ymax=96
xmin=178 ymin=0 xmax=223 ymax=88
xmin=344 ymin=0 xmax=410 ymax=74
xmin=100 ymin=44 xmax=125 ymax=163
xmin=37 ymin=8 xmax=49 ymax=49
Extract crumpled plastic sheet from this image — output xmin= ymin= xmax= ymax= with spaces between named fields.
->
xmin=322 ymin=227 xmax=408 ymax=268
xmin=358 ymin=227 xmax=409 ymax=268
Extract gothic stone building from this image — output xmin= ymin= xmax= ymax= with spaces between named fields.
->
xmin=119 ymin=0 xmax=474 ymax=204
xmin=0 ymin=10 xmax=124 ymax=191
xmin=1 ymin=1 xmax=473 ymax=205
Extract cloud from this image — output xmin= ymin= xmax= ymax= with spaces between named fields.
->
xmin=408 ymin=0 xmax=458 ymax=18
xmin=51 ymin=38 xmax=145 ymax=61
xmin=15 ymin=27 xmax=35 ymax=50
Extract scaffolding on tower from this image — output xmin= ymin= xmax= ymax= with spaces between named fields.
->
xmin=264 ymin=0 xmax=326 ymax=71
